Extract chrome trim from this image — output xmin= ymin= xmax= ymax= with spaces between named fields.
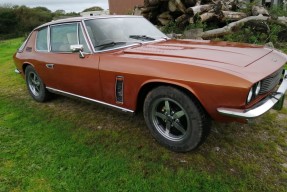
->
xmin=82 ymin=18 xmax=168 ymax=54
xmin=46 ymin=87 xmax=134 ymax=113
xmin=76 ymin=23 xmax=80 ymax=45
xmin=46 ymin=22 xmax=92 ymax=54
xmin=78 ymin=22 xmax=92 ymax=53
xmin=82 ymin=15 xmax=144 ymax=23
xmin=35 ymin=16 xmax=144 ymax=30
xmin=81 ymin=20 xmax=94 ymax=52
xmin=93 ymin=39 xmax=167 ymax=54
xmin=48 ymin=25 xmax=51 ymax=52
xmin=115 ymin=76 xmax=124 ymax=104
xmin=94 ymin=43 xmax=141 ymax=53
xmin=35 ymin=26 xmax=49 ymax=52
xmin=46 ymin=64 xmax=54 ymax=69
xmin=15 ymin=69 xmax=21 ymax=74
xmin=218 ymin=70 xmax=287 ymax=119
xmin=18 ymin=31 xmax=33 ymax=53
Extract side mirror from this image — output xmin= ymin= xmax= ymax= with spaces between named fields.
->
xmin=70 ymin=44 xmax=85 ymax=58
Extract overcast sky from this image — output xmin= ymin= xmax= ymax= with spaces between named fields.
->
xmin=1 ymin=0 xmax=109 ymax=13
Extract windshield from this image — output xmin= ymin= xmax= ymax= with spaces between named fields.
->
xmin=84 ymin=17 xmax=167 ymax=51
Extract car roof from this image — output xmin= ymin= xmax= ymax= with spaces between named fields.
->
xmin=35 ymin=15 xmax=143 ymax=30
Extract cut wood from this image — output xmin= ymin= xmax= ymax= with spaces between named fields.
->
xmin=222 ymin=11 xmax=247 ymax=21
xmin=168 ymin=0 xmax=177 ymax=12
xmin=186 ymin=4 xmax=214 ymax=15
xmin=141 ymin=6 xmax=159 ymax=13
xmin=168 ymin=0 xmax=187 ymax=12
xmin=195 ymin=0 xmax=201 ymax=6
xmin=158 ymin=11 xmax=173 ymax=19
xmin=252 ymin=5 xmax=269 ymax=16
xmin=133 ymin=7 xmax=144 ymax=16
xmin=176 ymin=0 xmax=187 ymax=12
xmin=158 ymin=11 xmax=172 ymax=25
xmin=175 ymin=14 xmax=189 ymax=23
xmin=144 ymin=0 xmax=160 ymax=6
xmin=184 ymin=0 xmax=197 ymax=7
xmin=277 ymin=16 xmax=287 ymax=25
xmin=271 ymin=16 xmax=287 ymax=27
xmin=158 ymin=17 xmax=172 ymax=25
xmin=200 ymin=12 xmax=216 ymax=22
xmin=133 ymin=0 xmax=287 ymax=34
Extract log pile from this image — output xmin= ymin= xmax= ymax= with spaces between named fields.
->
xmin=133 ymin=0 xmax=287 ymax=39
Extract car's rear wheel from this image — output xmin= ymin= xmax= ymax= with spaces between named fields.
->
xmin=25 ymin=65 xmax=50 ymax=102
xmin=143 ymin=86 xmax=210 ymax=152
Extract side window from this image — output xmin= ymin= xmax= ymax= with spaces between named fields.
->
xmin=50 ymin=23 xmax=78 ymax=52
xmin=50 ymin=23 xmax=90 ymax=53
xmin=36 ymin=27 xmax=48 ymax=51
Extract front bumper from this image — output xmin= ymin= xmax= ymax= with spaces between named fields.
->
xmin=217 ymin=69 xmax=287 ymax=119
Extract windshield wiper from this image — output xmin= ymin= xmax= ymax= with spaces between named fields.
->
xmin=129 ymin=35 xmax=155 ymax=41
xmin=94 ymin=41 xmax=127 ymax=49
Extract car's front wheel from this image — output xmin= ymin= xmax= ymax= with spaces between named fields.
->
xmin=143 ymin=86 xmax=210 ymax=152
xmin=25 ymin=65 xmax=50 ymax=102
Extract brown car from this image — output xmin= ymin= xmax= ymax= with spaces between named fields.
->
xmin=13 ymin=16 xmax=287 ymax=152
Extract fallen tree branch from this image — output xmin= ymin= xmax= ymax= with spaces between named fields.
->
xmin=202 ymin=15 xmax=287 ymax=39
xmin=202 ymin=15 xmax=268 ymax=39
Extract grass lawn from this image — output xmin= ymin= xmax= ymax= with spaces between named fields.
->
xmin=0 ymin=38 xmax=287 ymax=192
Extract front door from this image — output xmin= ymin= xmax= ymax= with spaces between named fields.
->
xmin=37 ymin=22 xmax=102 ymax=100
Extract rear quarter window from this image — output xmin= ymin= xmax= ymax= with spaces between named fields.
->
xmin=18 ymin=32 xmax=32 ymax=52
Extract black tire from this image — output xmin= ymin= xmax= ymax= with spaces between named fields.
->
xmin=25 ymin=65 xmax=50 ymax=102
xmin=143 ymin=86 xmax=211 ymax=152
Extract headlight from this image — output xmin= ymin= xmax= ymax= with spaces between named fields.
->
xmin=247 ymin=81 xmax=261 ymax=104
xmin=255 ymin=82 xmax=261 ymax=96
xmin=247 ymin=88 xmax=253 ymax=103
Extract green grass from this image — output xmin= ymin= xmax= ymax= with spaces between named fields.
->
xmin=0 ymin=38 xmax=287 ymax=192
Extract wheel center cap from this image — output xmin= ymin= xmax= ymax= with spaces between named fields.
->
xmin=167 ymin=115 xmax=173 ymax=122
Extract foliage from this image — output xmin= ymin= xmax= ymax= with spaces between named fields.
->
xmin=185 ymin=22 xmax=207 ymax=31
xmin=269 ymin=5 xmax=287 ymax=17
xmin=162 ymin=20 xmax=209 ymax=34
xmin=161 ymin=21 xmax=183 ymax=34
xmin=217 ymin=22 xmax=287 ymax=54
xmin=82 ymin=6 xmax=103 ymax=12
xmin=240 ymin=0 xmax=263 ymax=15
xmin=0 ymin=5 xmax=79 ymax=40
xmin=1 ymin=38 xmax=287 ymax=192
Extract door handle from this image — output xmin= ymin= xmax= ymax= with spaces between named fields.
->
xmin=46 ymin=64 xmax=54 ymax=69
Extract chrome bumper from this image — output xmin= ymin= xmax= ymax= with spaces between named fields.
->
xmin=15 ymin=69 xmax=21 ymax=74
xmin=218 ymin=69 xmax=287 ymax=119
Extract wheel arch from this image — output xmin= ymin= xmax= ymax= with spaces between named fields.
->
xmin=22 ymin=62 xmax=35 ymax=74
xmin=136 ymin=80 xmax=209 ymax=116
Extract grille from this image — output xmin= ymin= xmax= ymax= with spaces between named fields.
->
xmin=259 ymin=67 xmax=284 ymax=94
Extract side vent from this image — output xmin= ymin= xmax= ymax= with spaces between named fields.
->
xmin=115 ymin=76 xmax=124 ymax=104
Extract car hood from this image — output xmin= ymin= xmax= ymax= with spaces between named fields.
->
xmin=123 ymin=39 xmax=272 ymax=68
